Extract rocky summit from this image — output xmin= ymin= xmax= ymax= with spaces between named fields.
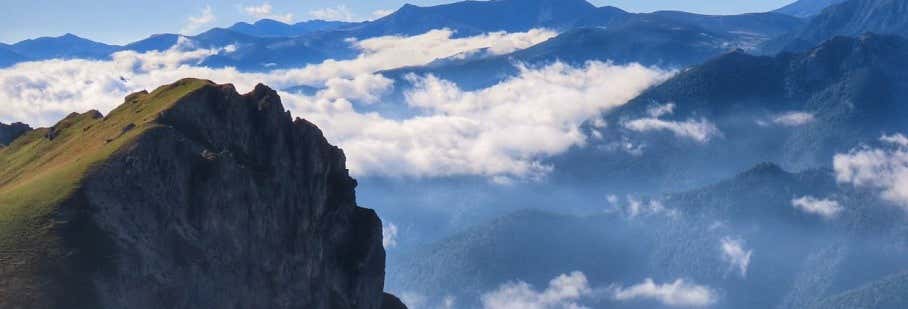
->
xmin=0 ymin=122 xmax=31 ymax=146
xmin=0 ymin=79 xmax=405 ymax=309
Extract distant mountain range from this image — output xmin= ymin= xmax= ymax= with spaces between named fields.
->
xmin=765 ymin=0 xmax=908 ymax=52
xmin=8 ymin=0 xmax=895 ymax=72
xmin=0 ymin=0 xmax=809 ymax=70
xmin=389 ymin=163 xmax=908 ymax=308
xmin=775 ymin=0 xmax=848 ymax=18
xmin=226 ymin=19 xmax=354 ymax=38
xmin=555 ymin=33 xmax=908 ymax=194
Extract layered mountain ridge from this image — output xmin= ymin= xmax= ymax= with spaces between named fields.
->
xmin=0 ymin=79 xmax=403 ymax=309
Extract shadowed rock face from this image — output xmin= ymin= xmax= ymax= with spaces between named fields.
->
xmin=0 ymin=79 xmax=401 ymax=309
xmin=0 ymin=122 xmax=31 ymax=146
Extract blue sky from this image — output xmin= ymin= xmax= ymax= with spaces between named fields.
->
xmin=0 ymin=0 xmax=796 ymax=45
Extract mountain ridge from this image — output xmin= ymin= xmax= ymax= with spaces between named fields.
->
xmin=0 ymin=78 xmax=403 ymax=309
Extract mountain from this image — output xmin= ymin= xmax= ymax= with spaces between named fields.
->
xmin=2 ymin=1 xmax=805 ymax=71
xmin=0 ymin=43 xmax=28 ymax=67
xmin=10 ymin=33 xmax=120 ymax=60
xmin=552 ymin=33 xmax=908 ymax=195
xmin=382 ymin=11 xmax=803 ymax=91
xmin=383 ymin=21 xmax=740 ymax=91
xmin=0 ymin=79 xmax=404 ymax=309
xmin=644 ymin=10 xmax=804 ymax=38
xmin=766 ymin=0 xmax=908 ymax=52
xmin=775 ymin=0 xmax=848 ymax=18
xmin=227 ymin=19 xmax=355 ymax=38
xmin=0 ymin=122 xmax=31 ymax=146
xmin=122 ymin=28 xmax=352 ymax=70
xmin=123 ymin=33 xmax=182 ymax=52
xmin=388 ymin=163 xmax=907 ymax=308
xmin=811 ymin=272 xmax=908 ymax=308
xmin=344 ymin=0 xmax=598 ymax=38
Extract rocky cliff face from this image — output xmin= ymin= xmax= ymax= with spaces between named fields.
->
xmin=0 ymin=79 xmax=403 ymax=309
xmin=0 ymin=122 xmax=31 ymax=146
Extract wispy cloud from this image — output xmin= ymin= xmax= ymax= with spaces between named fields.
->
xmin=181 ymin=5 xmax=216 ymax=35
xmin=243 ymin=2 xmax=294 ymax=23
xmin=309 ymin=5 xmax=357 ymax=22
xmin=623 ymin=103 xmax=721 ymax=143
xmin=757 ymin=111 xmax=815 ymax=127
xmin=791 ymin=196 xmax=843 ymax=219
xmin=482 ymin=272 xmax=592 ymax=309
xmin=382 ymin=222 xmax=399 ymax=249
xmin=834 ymin=134 xmax=908 ymax=210
xmin=611 ymin=278 xmax=717 ymax=307
xmin=720 ymin=237 xmax=752 ymax=278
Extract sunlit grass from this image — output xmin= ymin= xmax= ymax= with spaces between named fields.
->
xmin=0 ymin=78 xmax=211 ymax=252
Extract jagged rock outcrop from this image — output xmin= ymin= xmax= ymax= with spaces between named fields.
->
xmin=0 ymin=79 xmax=404 ymax=309
xmin=0 ymin=122 xmax=31 ymax=146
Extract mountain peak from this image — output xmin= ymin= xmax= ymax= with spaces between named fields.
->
xmin=0 ymin=121 xmax=32 ymax=146
xmin=0 ymin=78 xmax=398 ymax=308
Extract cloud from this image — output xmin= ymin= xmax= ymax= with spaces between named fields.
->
xmin=756 ymin=111 xmax=815 ymax=127
xmin=834 ymin=134 xmax=908 ymax=210
xmin=181 ymin=5 xmax=216 ymax=35
xmin=0 ymin=29 xmax=553 ymax=126
xmin=243 ymin=2 xmax=294 ymax=23
xmin=606 ymin=195 xmax=677 ymax=218
xmin=481 ymin=272 xmax=592 ymax=309
xmin=327 ymin=61 xmax=666 ymax=179
xmin=266 ymin=28 xmax=558 ymax=86
xmin=382 ymin=222 xmax=399 ymax=249
xmin=720 ymin=237 xmax=752 ymax=278
xmin=623 ymin=104 xmax=721 ymax=143
xmin=611 ymin=278 xmax=717 ymax=307
xmin=309 ymin=5 xmax=357 ymax=22
xmin=0 ymin=29 xmax=668 ymax=181
xmin=881 ymin=133 xmax=908 ymax=147
xmin=791 ymin=196 xmax=843 ymax=219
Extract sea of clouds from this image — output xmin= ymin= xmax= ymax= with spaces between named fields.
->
xmin=0 ymin=28 xmax=671 ymax=181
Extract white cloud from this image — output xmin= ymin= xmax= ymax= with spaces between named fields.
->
xmin=244 ymin=2 xmax=294 ymax=23
xmin=309 ymin=5 xmax=357 ymax=22
xmin=265 ymin=28 xmax=557 ymax=87
xmin=760 ymin=111 xmax=815 ymax=127
xmin=482 ymin=272 xmax=592 ymax=309
xmin=646 ymin=103 xmax=675 ymax=118
xmin=382 ymin=222 xmax=399 ymax=249
xmin=881 ymin=133 xmax=908 ymax=147
xmin=623 ymin=103 xmax=721 ymax=143
xmin=0 ymin=29 xmax=668 ymax=181
xmin=181 ymin=5 xmax=216 ymax=35
xmin=330 ymin=61 xmax=666 ymax=179
xmin=611 ymin=278 xmax=717 ymax=307
xmin=791 ymin=196 xmax=843 ymax=219
xmin=720 ymin=237 xmax=752 ymax=278
xmin=834 ymin=134 xmax=908 ymax=210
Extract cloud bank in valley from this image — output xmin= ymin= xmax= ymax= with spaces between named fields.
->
xmin=0 ymin=28 xmax=669 ymax=181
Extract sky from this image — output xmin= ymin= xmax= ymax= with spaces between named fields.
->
xmin=0 ymin=0 xmax=797 ymax=45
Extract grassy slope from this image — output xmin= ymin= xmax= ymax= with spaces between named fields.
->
xmin=0 ymin=78 xmax=211 ymax=257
